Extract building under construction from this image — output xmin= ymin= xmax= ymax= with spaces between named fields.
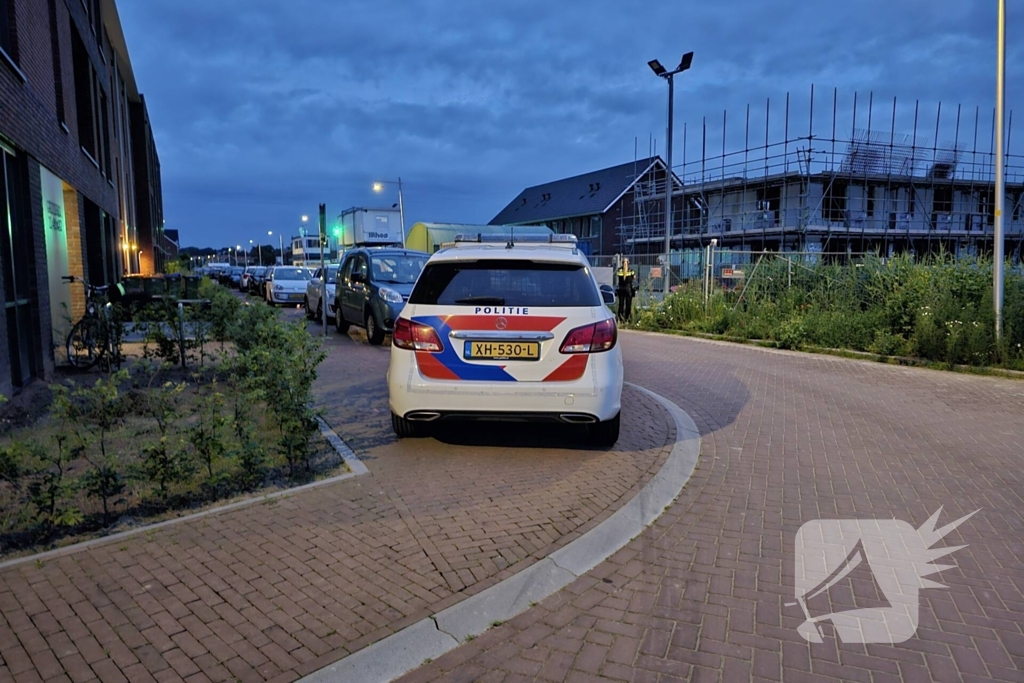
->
xmin=619 ymin=86 xmax=1024 ymax=261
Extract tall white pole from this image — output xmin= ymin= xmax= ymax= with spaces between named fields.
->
xmin=995 ymin=0 xmax=1006 ymax=340
xmin=663 ymin=74 xmax=674 ymax=297
xmin=398 ymin=177 xmax=406 ymax=249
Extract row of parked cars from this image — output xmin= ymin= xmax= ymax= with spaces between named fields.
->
xmin=223 ymin=247 xmax=430 ymax=345
xmin=211 ymin=237 xmax=623 ymax=445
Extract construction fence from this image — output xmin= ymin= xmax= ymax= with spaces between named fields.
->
xmin=588 ymin=249 xmax=878 ymax=302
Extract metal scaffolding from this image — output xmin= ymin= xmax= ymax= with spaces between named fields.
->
xmin=618 ymin=85 xmax=1024 ymax=261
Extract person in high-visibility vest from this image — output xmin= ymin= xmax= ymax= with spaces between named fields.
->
xmin=615 ymin=258 xmax=637 ymax=322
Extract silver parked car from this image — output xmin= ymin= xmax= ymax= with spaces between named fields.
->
xmin=305 ymin=264 xmax=339 ymax=321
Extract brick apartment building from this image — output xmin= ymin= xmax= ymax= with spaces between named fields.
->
xmin=0 ymin=0 xmax=163 ymax=395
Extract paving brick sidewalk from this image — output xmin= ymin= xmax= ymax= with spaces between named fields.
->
xmin=0 ymin=332 xmax=673 ymax=683
xmin=400 ymin=332 xmax=1024 ymax=683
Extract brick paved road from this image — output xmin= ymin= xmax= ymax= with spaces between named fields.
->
xmin=0 ymin=324 xmax=673 ymax=683
xmin=398 ymin=332 xmax=1024 ymax=683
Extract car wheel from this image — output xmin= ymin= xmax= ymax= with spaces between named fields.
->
xmin=335 ymin=309 xmax=350 ymax=334
xmin=587 ymin=412 xmax=620 ymax=448
xmin=366 ymin=309 xmax=385 ymax=345
xmin=391 ymin=411 xmax=423 ymax=438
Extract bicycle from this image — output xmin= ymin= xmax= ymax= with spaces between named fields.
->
xmin=63 ymin=275 xmax=124 ymax=370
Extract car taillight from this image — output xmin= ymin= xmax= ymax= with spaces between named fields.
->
xmin=559 ymin=319 xmax=617 ymax=354
xmin=393 ymin=318 xmax=443 ymax=352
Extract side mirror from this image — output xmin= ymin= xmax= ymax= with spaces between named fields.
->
xmin=600 ymin=284 xmax=616 ymax=305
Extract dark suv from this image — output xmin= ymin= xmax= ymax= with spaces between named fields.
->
xmin=333 ymin=247 xmax=429 ymax=344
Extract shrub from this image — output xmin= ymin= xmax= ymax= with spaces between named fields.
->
xmin=776 ymin=315 xmax=808 ymax=350
xmin=630 ymin=252 xmax=1023 ymax=369
xmin=140 ymin=381 xmax=192 ymax=497
xmin=190 ymin=382 xmax=228 ymax=481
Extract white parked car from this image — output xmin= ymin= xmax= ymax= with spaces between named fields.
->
xmin=265 ymin=266 xmax=311 ymax=306
xmin=387 ymin=233 xmax=623 ymax=446
xmin=305 ymin=264 xmax=339 ymax=321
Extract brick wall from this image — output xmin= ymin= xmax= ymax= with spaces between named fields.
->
xmin=0 ymin=0 xmax=159 ymax=391
xmin=0 ymin=0 xmax=118 ymax=221
xmin=63 ymin=184 xmax=86 ymax=321
xmin=12 ymin=0 xmax=55 ymax=114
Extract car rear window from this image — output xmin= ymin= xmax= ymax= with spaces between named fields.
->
xmin=273 ymin=267 xmax=310 ymax=280
xmin=409 ymin=260 xmax=601 ymax=307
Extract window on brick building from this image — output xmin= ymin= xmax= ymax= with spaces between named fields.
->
xmin=92 ymin=0 xmax=102 ymax=45
xmin=72 ymin=29 xmax=97 ymax=158
xmin=47 ymin=0 xmax=66 ymax=127
xmin=100 ymin=91 xmax=111 ymax=176
xmin=0 ymin=144 xmax=39 ymax=387
xmin=0 ymin=0 xmax=14 ymax=60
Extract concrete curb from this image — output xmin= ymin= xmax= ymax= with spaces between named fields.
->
xmin=299 ymin=382 xmax=701 ymax=683
xmin=0 ymin=416 xmax=366 ymax=571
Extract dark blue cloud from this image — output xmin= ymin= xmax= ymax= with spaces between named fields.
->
xmin=116 ymin=0 xmax=1023 ymax=249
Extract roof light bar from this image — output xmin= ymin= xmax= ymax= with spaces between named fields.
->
xmin=452 ymin=233 xmax=578 ymax=245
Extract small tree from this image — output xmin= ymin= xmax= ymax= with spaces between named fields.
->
xmin=141 ymin=381 xmax=191 ymax=498
xmin=24 ymin=385 xmax=86 ymax=529
xmin=72 ymin=371 xmax=130 ymax=525
xmin=190 ymin=382 xmax=228 ymax=481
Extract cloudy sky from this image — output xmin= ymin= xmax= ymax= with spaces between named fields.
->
xmin=117 ymin=0 xmax=1022 ymax=251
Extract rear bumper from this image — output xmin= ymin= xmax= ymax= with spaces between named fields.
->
xmin=387 ymin=348 xmax=623 ymax=422
xmin=400 ymin=410 xmax=604 ymax=425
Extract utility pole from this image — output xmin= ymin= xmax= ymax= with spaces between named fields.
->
xmin=664 ymin=74 xmax=675 ymax=297
xmin=995 ymin=0 xmax=1006 ymax=340
xmin=319 ymin=204 xmax=328 ymax=336
xmin=648 ymin=52 xmax=693 ymax=298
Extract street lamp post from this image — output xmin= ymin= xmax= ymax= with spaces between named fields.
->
xmin=269 ymin=230 xmax=283 ymax=264
xmin=995 ymin=0 xmax=1006 ymax=340
xmin=648 ymin=51 xmax=694 ymax=297
xmin=301 ymin=215 xmax=309 ymax=266
xmin=373 ymin=178 xmax=406 ymax=248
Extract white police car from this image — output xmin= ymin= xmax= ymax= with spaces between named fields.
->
xmin=387 ymin=233 xmax=623 ymax=446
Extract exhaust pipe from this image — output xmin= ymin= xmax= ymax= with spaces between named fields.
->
xmin=406 ymin=411 xmax=441 ymax=422
xmin=559 ymin=413 xmax=597 ymax=424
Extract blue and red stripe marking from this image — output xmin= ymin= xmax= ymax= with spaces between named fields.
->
xmin=412 ymin=315 xmax=588 ymax=382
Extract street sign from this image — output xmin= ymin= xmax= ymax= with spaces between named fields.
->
xmin=722 ymin=268 xmax=745 ymax=279
xmin=650 ymin=266 xmax=662 ymax=279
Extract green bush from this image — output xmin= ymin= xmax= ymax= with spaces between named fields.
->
xmin=1 ymin=277 xmax=331 ymax=552
xmin=631 ymin=253 xmax=1024 ymax=369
